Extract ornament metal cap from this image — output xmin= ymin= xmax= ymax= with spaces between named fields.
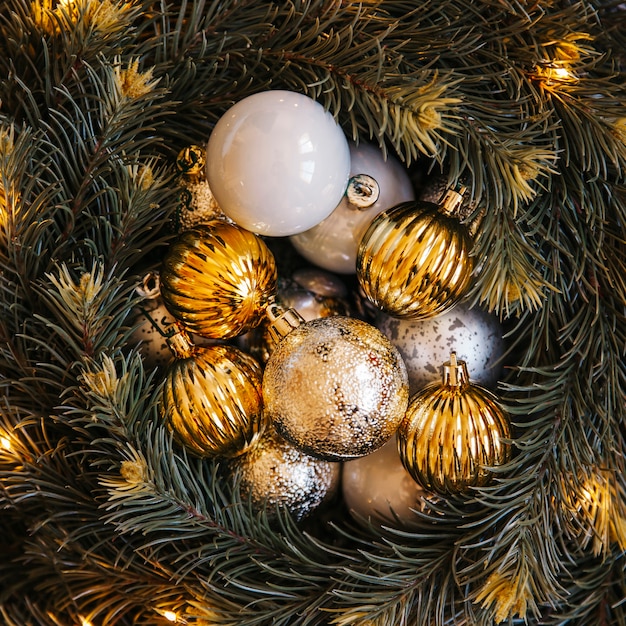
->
xmin=166 ymin=329 xmax=196 ymax=360
xmin=439 ymin=186 xmax=467 ymax=216
xmin=265 ymin=298 xmax=305 ymax=351
xmin=346 ymin=174 xmax=380 ymax=210
xmin=442 ymin=352 xmax=469 ymax=388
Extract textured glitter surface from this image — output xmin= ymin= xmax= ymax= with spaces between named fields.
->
xmin=236 ymin=428 xmax=341 ymax=521
xmin=263 ymin=316 xmax=409 ymax=461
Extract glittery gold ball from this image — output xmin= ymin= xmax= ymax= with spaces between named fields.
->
xmin=161 ymin=341 xmax=266 ymax=458
xmin=397 ymin=354 xmax=510 ymax=495
xmin=234 ymin=428 xmax=341 ymax=521
xmin=263 ymin=316 xmax=409 ymax=461
xmin=356 ymin=200 xmax=473 ymax=320
xmin=160 ymin=221 xmax=277 ymax=339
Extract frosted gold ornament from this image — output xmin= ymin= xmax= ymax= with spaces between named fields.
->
xmin=174 ymin=144 xmax=229 ymax=231
xmin=161 ymin=332 xmax=266 ymax=458
xmin=160 ymin=220 xmax=278 ymax=339
xmin=357 ymin=189 xmax=474 ymax=320
xmin=263 ymin=313 xmax=409 ymax=461
xmin=397 ymin=353 xmax=510 ymax=495
xmin=234 ymin=427 xmax=341 ymax=522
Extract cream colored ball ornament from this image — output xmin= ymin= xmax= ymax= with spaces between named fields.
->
xmin=290 ymin=142 xmax=415 ymax=273
xmin=206 ymin=90 xmax=351 ymax=236
xmin=342 ymin=436 xmax=426 ymax=526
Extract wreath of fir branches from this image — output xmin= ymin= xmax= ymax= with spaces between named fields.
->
xmin=0 ymin=1 xmax=625 ymax=625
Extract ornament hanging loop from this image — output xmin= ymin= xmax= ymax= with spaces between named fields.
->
xmin=265 ymin=298 xmax=306 ymax=350
xmin=346 ymin=174 xmax=380 ymax=210
xmin=442 ymin=352 xmax=469 ymax=388
xmin=439 ymin=186 xmax=467 ymax=216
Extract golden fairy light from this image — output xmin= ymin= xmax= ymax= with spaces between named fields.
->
xmin=79 ymin=616 xmax=93 ymax=626
xmin=0 ymin=434 xmax=12 ymax=452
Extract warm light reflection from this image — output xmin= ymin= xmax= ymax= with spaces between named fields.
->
xmin=163 ymin=610 xmax=177 ymax=623
xmin=0 ymin=435 xmax=11 ymax=452
xmin=534 ymin=62 xmax=577 ymax=85
xmin=80 ymin=617 xmax=93 ymax=626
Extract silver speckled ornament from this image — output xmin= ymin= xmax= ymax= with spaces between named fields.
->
xmin=342 ymin=436 xmax=426 ymax=526
xmin=263 ymin=316 xmax=409 ymax=461
xmin=375 ymin=303 xmax=505 ymax=393
xmin=235 ymin=428 xmax=341 ymax=521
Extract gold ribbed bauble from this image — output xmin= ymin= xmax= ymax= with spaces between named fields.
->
xmin=160 ymin=220 xmax=277 ymax=339
xmin=356 ymin=189 xmax=473 ymax=320
xmin=263 ymin=314 xmax=409 ymax=461
xmin=397 ymin=353 xmax=510 ymax=495
xmin=161 ymin=333 xmax=266 ymax=458
xmin=234 ymin=428 xmax=341 ymax=522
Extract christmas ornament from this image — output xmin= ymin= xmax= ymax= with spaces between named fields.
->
xmin=342 ymin=436 xmax=426 ymax=525
xmin=290 ymin=141 xmax=415 ymax=273
xmin=206 ymin=90 xmax=351 ymax=236
xmin=357 ymin=188 xmax=474 ymax=320
xmin=234 ymin=427 xmax=341 ymax=522
xmin=418 ymin=174 xmax=483 ymax=236
xmin=160 ymin=220 xmax=277 ymax=339
xmin=235 ymin=269 xmax=351 ymax=363
xmin=375 ymin=303 xmax=505 ymax=393
xmin=397 ymin=353 xmax=510 ymax=495
xmin=161 ymin=332 xmax=266 ymax=458
xmin=173 ymin=144 xmax=228 ymax=231
xmin=263 ymin=313 xmax=409 ymax=461
xmin=128 ymin=271 xmax=180 ymax=369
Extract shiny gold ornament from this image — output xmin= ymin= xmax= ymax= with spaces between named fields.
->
xmin=356 ymin=189 xmax=473 ymax=320
xmin=160 ymin=221 xmax=277 ymax=339
xmin=161 ymin=332 xmax=266 ymax=458
xmin=263 ymin=314 xmax=409 ymax=461
xmin=234 ymin=427 xmax=341 ymax=522
xmin=397 ymin=353 xmax=510 ymax=495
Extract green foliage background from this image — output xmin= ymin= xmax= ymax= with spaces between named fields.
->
xmin=0 ymin=1 xmax=625 ymax=624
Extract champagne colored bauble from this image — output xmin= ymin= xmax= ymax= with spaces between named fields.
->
xmin=161 ymin=335 xmax=265 ymax=458
xmin=397 ymin=354 xmax=511 ymax=495
xmin=128 ymin=272 xmax=180 ymax=369
xmin=375 ymin=303 xmax=505 ymax=393
xmin=357 ymin=190 xmax=473 ymax=320
xmin=263 ymin=316 xmax=409 ymax=461
xmin=160 ymin=221 xmax=277 ymax=339
xmin=234 ymin=428 xmax=341 ymax=522
xmin=206 ymin=90 xmax=351 ymax=236
xmin=235 ymin=270 xmax=350 ymax=363
xmin=342 ymin=437 xmax=426 ymax=525
xmin=290 ymin=142 xmax=415 ymax=273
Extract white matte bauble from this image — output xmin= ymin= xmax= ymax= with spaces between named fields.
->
xmin=206 ymin=90 xmax=351 ymax=236
xmin=375 ymin=303 xmax=505 ymax=393
xmin=290 ymin=142 xmax=415 ymax=273
xmin=342 ymin=437 xmax=425 ymax=525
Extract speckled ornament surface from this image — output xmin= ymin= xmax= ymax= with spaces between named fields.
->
xmin=129 ymin=298 xmax=179 ymax=369
xmin=342 ymin=436 xmax=426 ymax=525
xmin=263 ymin=316 xmax=409 ymax=461
xmin=160 ymin=221 xmax=277 ymax=339
xmin=375 ymin=303 xmax=505 ymax=392
xmin=235 ymin=428 xmax=341 ymax=521
xmin=161 ymin=340 xmax=266 ymax=458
